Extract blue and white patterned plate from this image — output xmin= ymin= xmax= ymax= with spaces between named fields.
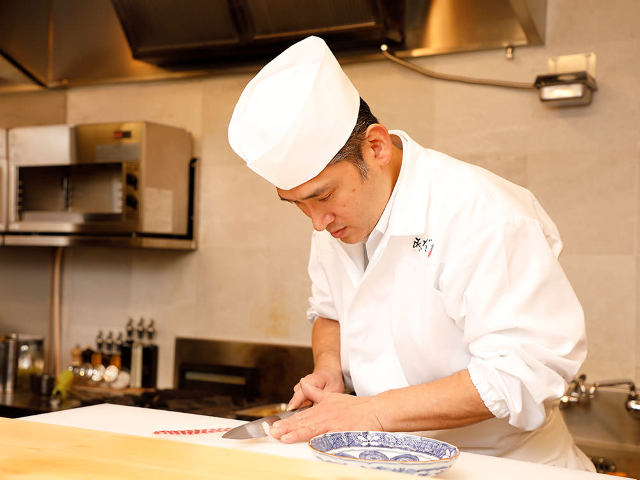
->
xmin=308 ymin=431 xmax=459 ymax=477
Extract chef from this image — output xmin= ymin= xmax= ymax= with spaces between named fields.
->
xmin=228 ymin=36 xmax=594 ymax=470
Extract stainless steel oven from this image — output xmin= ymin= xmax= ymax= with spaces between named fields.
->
xmin=173 ymin=338 xmax=314 ymax=404
xmin=6 ymin=122 xmax=193 ymax=246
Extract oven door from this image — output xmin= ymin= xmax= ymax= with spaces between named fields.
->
xmin=178 ymin=363 xmax=260 ymax=402
xmin=9 ymin=162 xmax=139 ymax=234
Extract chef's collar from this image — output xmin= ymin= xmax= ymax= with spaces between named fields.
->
xmin=364 ymin=156 xmax=401 ymax=260
xmin=371 ymin=176 xmax=399 ymax=238
xmin=385 ymin=130 xmax=429 ymax=236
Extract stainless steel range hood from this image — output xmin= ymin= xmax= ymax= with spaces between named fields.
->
xmin=0 ymin=0 xmax=545 ymax=92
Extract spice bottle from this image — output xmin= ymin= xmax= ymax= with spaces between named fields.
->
xmin=129 ymin=318 xmax=144 ymax=388
xmin=142 ymin=319 xmax=158 ymax=388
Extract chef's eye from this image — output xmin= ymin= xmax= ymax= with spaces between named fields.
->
xmin=318 ymin=193 xmax=332 ymax=202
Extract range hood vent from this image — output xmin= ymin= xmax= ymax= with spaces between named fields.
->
xmin=111 ymin=0 xmax=400 ymax=67
xmin=0 ymin=0 xmax=546 ymax=91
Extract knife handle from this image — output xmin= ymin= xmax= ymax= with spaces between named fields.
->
xmin=276 ymin=405 xmax=311 ymax=421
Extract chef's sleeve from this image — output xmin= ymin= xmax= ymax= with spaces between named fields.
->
xmin=306 ymin=232 xmax=339 ymax=323
xmin=439 ymin=216 xmax=587 ymax=431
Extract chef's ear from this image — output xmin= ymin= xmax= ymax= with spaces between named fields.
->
xmin=364 ymin=124 xmax=392 ymax=167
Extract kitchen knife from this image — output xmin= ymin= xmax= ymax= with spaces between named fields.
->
xmin=222 ymin=406 xmax=310 ymax=440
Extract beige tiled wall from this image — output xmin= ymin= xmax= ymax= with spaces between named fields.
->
xmin=0 ymin=91 xmax=66 ymax=127
xmin=0 ymin=0 xmax=638 ymax=389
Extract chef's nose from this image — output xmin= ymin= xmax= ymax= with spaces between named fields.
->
xmin=311 ymin=210 xmax=335 ymax=232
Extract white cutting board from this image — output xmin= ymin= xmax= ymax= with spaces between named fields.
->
xmin=24 ymin=404 xmax=312 ymax=459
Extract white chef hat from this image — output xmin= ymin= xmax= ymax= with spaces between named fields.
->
xmin=228 ymin=36 xmax=360 ymax=190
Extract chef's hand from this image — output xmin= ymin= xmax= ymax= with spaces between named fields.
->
xmin=287 ymin=368 xmax=344 ymax=411
xmin=271 ymin=379 xmax=383 ymax=443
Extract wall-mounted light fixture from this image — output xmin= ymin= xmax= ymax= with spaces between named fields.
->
xmin=380 ymin=48 xmax=599 ymax=108
xmin=534 ymin=71 xmax=598 ymax=107
xmin=534 ymin=53 xmax=597 ymax=107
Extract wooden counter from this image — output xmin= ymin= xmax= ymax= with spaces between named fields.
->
xmin=0 ymin=417 xmax=399 ymax=480
xmin=5 ymin=404 xmax=613 ymax=480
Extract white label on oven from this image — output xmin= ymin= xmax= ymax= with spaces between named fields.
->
xmin=95 ymin=142 xmax=141 ymax=162
xmin=144 ymin=187 xmax=173 ymax=233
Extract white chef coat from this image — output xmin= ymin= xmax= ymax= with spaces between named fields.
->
xmin=306 ymin=130 xmax=593 ymax=470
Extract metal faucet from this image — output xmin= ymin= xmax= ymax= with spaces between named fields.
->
xmin=560 ymin=374 xmax=588 ymax=406
xmin=588 ymin=379 xmax=640 ymax=417
xmin=560 ymin=374 xmax=640 ymax=417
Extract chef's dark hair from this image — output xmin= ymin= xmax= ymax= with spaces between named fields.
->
xmin=328 ymin=97 xmax=378 ymax=179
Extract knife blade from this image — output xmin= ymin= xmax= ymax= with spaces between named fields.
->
xmin=222 ymin=406 xmax=310 ymax=440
